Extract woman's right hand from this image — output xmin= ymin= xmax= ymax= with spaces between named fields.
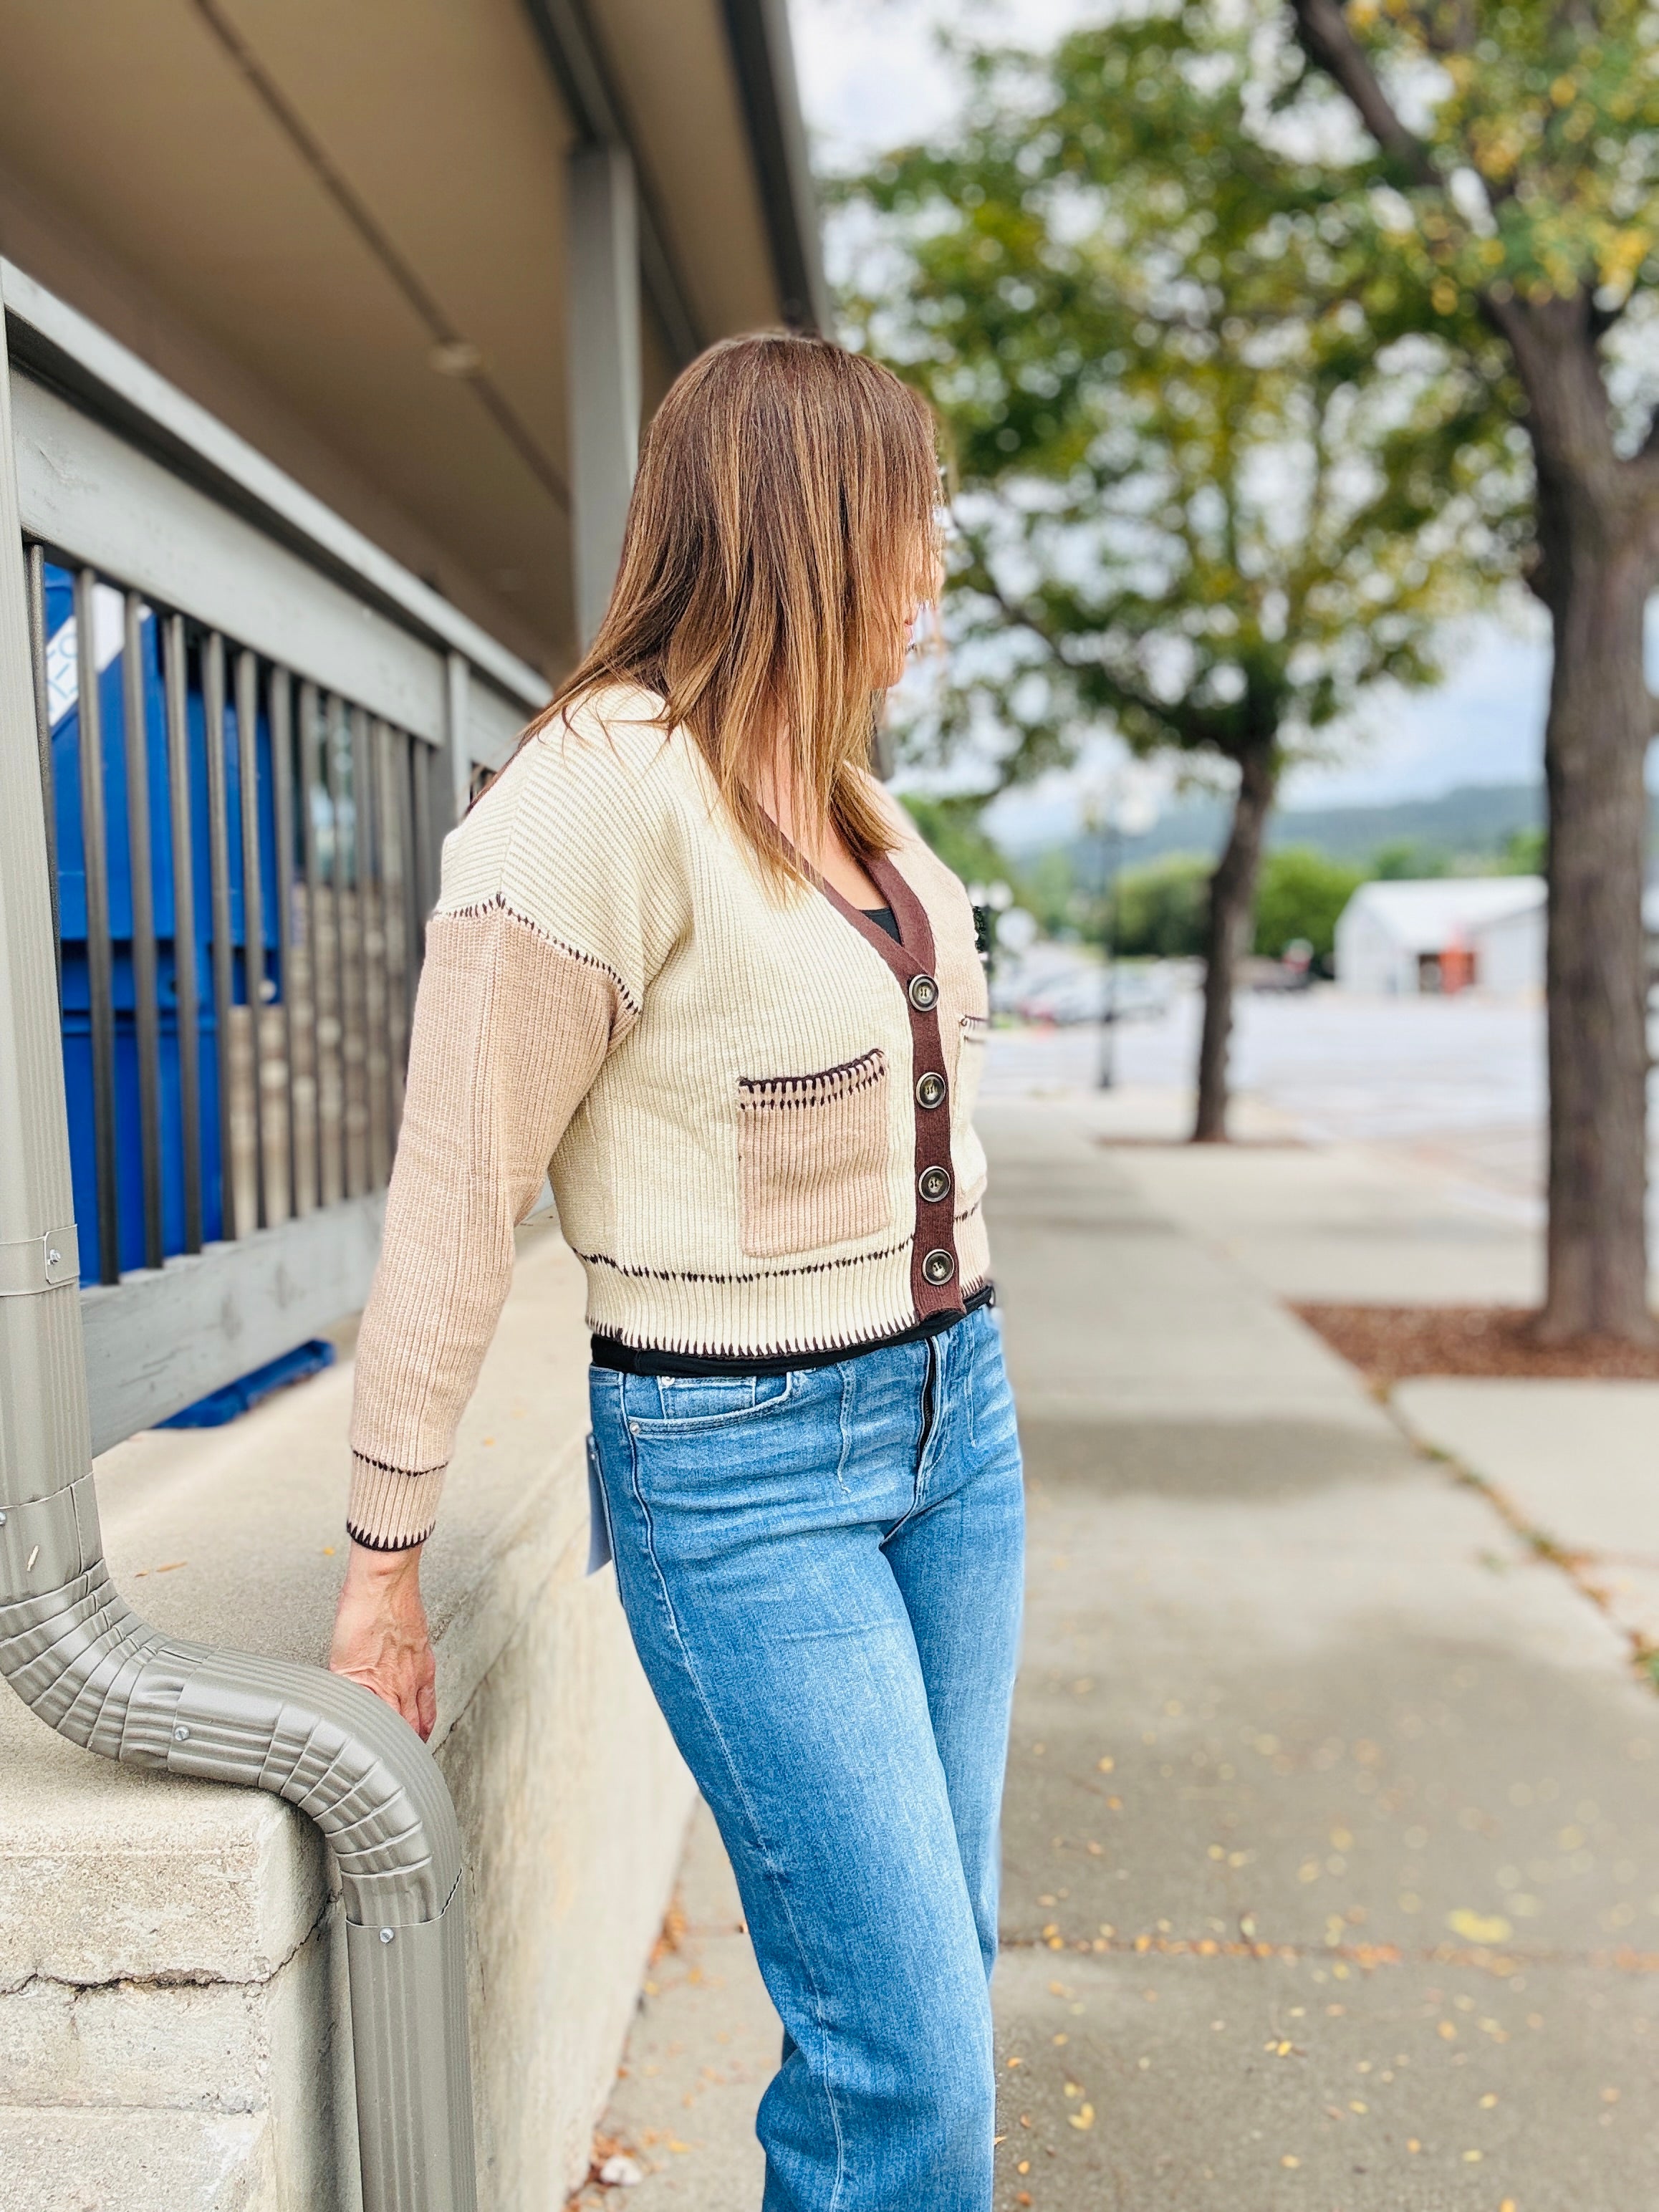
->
xmin=329 ymin=1541 xmax=438 ymax=1741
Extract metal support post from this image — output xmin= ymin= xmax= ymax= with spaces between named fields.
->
xmin=567 ymin=141 xmax=641 ymax=648
xmin=445 ymin=649 xmax=471 ymax=828
xmin=0 ymin=305 xmax=477 ymax=2212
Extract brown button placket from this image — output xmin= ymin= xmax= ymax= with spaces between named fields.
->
xmin=816 ymin=850 xmax=966 ymax=1322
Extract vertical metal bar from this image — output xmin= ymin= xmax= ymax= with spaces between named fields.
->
xmin=164 ymin=615 xmax=203 ymax=1254
xmin=24 ymin=543 xmax=59 ymax=973
xmin=298 ymin=682 xmax=335 ymax=1208
xmin=122 ymin=595 xmax=164 ymax=1271
xmin=270 ymin=668 xmax=306 ymax=1216
xmin=234 ymin=648 xmax=265 ymax=1229
xmin=335 ymin=699 xmax=369 ymax=1198
xmin=397 ymin=732 xmax=421 ymax=1032
xmin=378 ymin=722 xmax=410 ymax=1141
xmin=357 ymin=709 xmax=391 ymax=1188
xmin=203 ymin=632 xmax=239 ymax=1241
xmin=402 ymin=731 xmax=422 ymax=1019
xmin=445 ymin=651 xmax=471 ymax=828
xmin=411 ymin=729 xmax=436 ymax=950
xmin=74 ymin=569 xmax=121 ymax=1285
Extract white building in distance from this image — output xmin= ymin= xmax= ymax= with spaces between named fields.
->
xmin=1335 ymin=877 xmax=1547 ymax=995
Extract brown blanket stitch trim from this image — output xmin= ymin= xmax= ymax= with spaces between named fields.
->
xmin=346 ymin=1519 xmax=439 ymax=1553
xmin=350 ymin=1447 xmax=448 ymax=1482
xmin=571 ymin=1234 xmax=913 ymax=1287
xmin=587 ymin=1291 xmax=991 ymax=1362
xmin=737 ymin=1047 xmax=886 ymax=1106
xmin=436 ymin=893 xmax=641 ymax=1016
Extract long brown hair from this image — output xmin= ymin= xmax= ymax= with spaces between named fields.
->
xmin=527 ymin=331 xmax=941 ymax=883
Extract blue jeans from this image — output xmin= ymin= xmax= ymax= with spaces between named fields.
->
xmin=588 ymin=1302 xmax=1024 ymax=2212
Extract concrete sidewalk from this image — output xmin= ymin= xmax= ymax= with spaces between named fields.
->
xmin=575 ymin=1097 xmax=1659 ymax=2211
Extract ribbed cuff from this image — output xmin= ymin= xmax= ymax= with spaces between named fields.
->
xmin=346 ymin=1453 xmax=448 ymax=1551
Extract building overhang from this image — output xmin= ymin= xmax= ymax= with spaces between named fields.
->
xmin=0 ymin=0 xmax=825 ymax=674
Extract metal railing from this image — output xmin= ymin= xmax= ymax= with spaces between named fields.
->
xmin=6 ymin=259 xmax=546 ymax=1450
xmin=23 ymin=547 xmax=443 ymax=1292
xmin=0 ymin=265 xmax=553 ymax=2212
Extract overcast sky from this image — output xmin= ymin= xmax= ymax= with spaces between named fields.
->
xmin=784 ymin=0 xmax=1558 ymax=830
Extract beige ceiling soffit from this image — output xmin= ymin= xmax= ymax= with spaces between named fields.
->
xmin=518 ymin=0 xmax=703 ymax=363
xmin=720 ymin=0 xmax=830 ymax=332
xmin=1 ymin=259 xmax=550 ymax=711
xmin=188 ymin=0 xmax=570 ymax=513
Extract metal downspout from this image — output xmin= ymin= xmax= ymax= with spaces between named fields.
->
xmin=0 ymin=318 xmax=478 ymax=2212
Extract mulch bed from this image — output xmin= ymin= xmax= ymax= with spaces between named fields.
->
xmin=1293 ymin=1302 xmax=1659 ymax=1385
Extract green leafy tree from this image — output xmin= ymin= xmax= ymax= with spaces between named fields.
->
xmin=843 ymin=1 xmax=1519 ymax=1139
xmin=1254 ymin=848 xmax=1367 ymax=959
xmin=1370 ymin=837 xmax=1453 ymax=877
xmin=898 ymin=793 xmax=1011 ymax=894
xmin=1284 ymin=0 xmax=1659 ymax=1335
xmin=1497 ymin=825 xmax=1548 ymax=877
xmin=1113 ymin=855 xmax=1213 ymax=958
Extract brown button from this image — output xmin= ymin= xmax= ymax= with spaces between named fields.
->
xmin=918 ymin=1165 xmax=952 ymax=1204
xmin=915 ymin=1071 xmax=947 ymax=1110
xmin=908 ymin=973 xmax=940 ymax=1012
xmin=921 ymin=1249 xmax=956 ymax=1287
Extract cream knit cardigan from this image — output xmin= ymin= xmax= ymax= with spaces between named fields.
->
xmin=347 ymin=685 xmax=992 ymax=1549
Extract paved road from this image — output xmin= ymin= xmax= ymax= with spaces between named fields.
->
xmin=575 ymin=1096 xmax=1659 ymax=2211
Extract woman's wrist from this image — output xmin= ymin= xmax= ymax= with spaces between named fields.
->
xmin=345 ymin=1537 xmax=423 ymax=1583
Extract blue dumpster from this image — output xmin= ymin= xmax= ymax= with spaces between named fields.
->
xmin=46 ymin=565 xmax=282 ymax=1281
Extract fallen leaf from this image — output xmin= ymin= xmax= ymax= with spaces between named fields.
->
xmin=1447 ymin=1909 xmax=1513 ymax=1944
xmin=1098 ymin=1755 xmax=1115 ymax=1772
xmin=1068 ymin=2103 xmax=1095 ymax=2131
xmin=1281 ymin=2154 xmax=1300 ymax=2169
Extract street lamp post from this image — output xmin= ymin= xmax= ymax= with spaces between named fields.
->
xmin=1097 ymin=809 xmax=1119 ymax=1090
xmin=1080 ymin=769 xmax=1159 ymax=1093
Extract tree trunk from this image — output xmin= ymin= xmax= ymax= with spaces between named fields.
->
xmin=1193 ymin=741 xmax=1276 ymax=1143
xmin=1538 ymin=524 xmax=1655 ymax=1341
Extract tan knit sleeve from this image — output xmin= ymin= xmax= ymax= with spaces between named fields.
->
xmin=345 ymin=903 xmax=626 ymax=1549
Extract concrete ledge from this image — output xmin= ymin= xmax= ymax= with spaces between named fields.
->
xmin=0 ymin=1218 xmax=696 ymax=2209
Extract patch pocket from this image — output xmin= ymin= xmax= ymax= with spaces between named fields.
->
xmin=736 ymin=1048 xmax=892 ymax=1258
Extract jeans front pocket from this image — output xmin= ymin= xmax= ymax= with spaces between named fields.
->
xmin=625 ymin=1369 xmax=795 ymax=1434
xmin=736 ymin=1049 xmax=892 ymax=1256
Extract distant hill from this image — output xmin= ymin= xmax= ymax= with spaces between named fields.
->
xmin=1005 ymin=780 xmax=1548 ymax=876
xmin=1269 ymin=782 xmax=1547 ymax=863
xmin=1009 ymin=780 xmax=1659 ymax=890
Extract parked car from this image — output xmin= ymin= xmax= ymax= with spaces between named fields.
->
xmin=1014 ymin=962 xmax=1174 ymax=1026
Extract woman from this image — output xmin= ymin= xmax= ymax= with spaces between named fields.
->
xmin=330 ymin=332 xmax=1024 ymax=2212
